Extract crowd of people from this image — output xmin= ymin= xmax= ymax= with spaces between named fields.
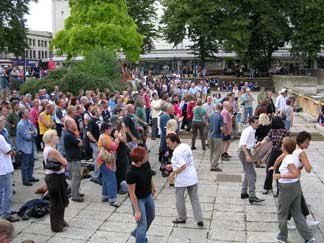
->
xmin=0 ymin=74 xmax=320 ymax=242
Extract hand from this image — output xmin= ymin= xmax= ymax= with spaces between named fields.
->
xmin=273 ymin=174 xmax=281 ymax=180
xmin=152 ymin=188 xmax=157 ymax=197
xmin=246 ymin=155 xmax=253 ymax=163
xmin=134 ymin=211 xmax=141 ymax=222
xmin=165 ymin=164 xmax=173 ymax=170
xmin=132 ymin=137 xmax=138 ymax=143
xmin=114 ymin=130 xmax=119 ymax=138
xmin=268 ymin=166 xmax=275 ymax=171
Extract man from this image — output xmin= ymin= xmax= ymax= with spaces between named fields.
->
xmin=208 ymin=104 xmax=224 ymax=172
xmin=241 ymin=88 xmax=254 ymax=125
xmin=221 ymin=101 xmax=233 ymax=161
xmin=257 ymin=86 xmax=267 ymax=105
xmin=87 ymin=106 xmax=102 ymax=184
xmin=64 ymin=118 xmax=84 ymax=202
xmin=239 ymin=116 xmax=264 ymax=204
xmin=144 ymin=88 xmax=151 ymax=124
xmin=150 ymin=93 xmax=160 ymax=140
xmin=54 ymin=99 xmax=67 ymax=155
xmin=6 ymin=101 xmax=20 ymax=146
xmin=0 ymin=116 xmax=19 ymax=222
xmin=123 ymin=104 xmax=140 ymax=149
xmin=30 ymin=99 xmax=41 ymax=151
xmin=202 ymin=96 xmax=215 ymax=147
xmin=101 ymin=99 xmax=110 ymax=122
xmin=16 ymin=110 xmax=38 ymax=186
xmin=275 ymin=88 xmax=288 ymax=113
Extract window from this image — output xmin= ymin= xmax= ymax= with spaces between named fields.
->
xmin=33 ymin=39 xmax=35 ymax=46
xmin=44 ymin=41 xmax=47 ymax=48
xmin=38 ymin=51 xmax=41 ymax=59
xmin=30 ymin=50 xmax=32 ymax=58
xmin=42 ymin=51 xmax=44 ymax=59
xmin=33 ymin=50 xmax=36 ymax=59
xmin=25 ymin=50 xmax=28 ymax=58
xmin=38 ymin=40 xmax=40 ymax=47
xmin=45 ymin=51 xmax=47 ymax=58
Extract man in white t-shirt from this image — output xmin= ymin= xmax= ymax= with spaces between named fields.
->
xmin=275 ymin=88 xmax=288 ymax=113
xmin=238 ymin=116 xmax=264 ymax=204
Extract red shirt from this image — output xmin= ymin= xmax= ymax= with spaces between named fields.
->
xmin=174 ymin=103 xmax=182 ymax=117
xmin=30 ymin=107 xmax=39 ymax=128
xmin=186 ymin=101 xmax=195 ymax=120
xmin=144 ymin=93 xmax=150 ymax=109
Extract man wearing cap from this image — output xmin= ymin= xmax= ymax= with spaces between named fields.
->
xmin=275 ymin=88 xmax=288 ymax=113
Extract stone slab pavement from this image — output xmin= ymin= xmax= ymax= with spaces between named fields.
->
xmin=10 ymin=134 xmax=324 ymax=243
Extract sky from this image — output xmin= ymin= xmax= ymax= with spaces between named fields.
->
xmin=26 ymin=0 xmax=52 ymax=32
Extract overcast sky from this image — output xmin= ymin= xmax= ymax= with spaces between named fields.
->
xmin=26 ymin=0 xmax=52 ymax=32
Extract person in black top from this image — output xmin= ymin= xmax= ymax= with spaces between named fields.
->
xmin=86 ymin=106 xmax=102 ymax=184
xmin=64 ymin=118 xmax=84 ymax=202
xmin=126 ymin=147 xmax=156 ymax=243
xmin=123 ymin=104 xmax=140 ymax=149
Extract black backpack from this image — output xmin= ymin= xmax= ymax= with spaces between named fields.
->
xmin=18 ymin=199 xmax=50 ymax=220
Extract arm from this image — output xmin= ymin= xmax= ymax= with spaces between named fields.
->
xmin=273 ymin=164 xmax=299 ymax=180
xmin=151 ymin=178 xmax=157 ymax=197
xmin=86 ymin=131 xmax=97 ymax=143
xmin=241 ymin=145 xmax=252 ymax=163
xmin=128 ymin=184 xmax=141 ymax=222
xmin=17 ymin=123 xmax=33 ymax=141
xmin=299 ymin=151 xmax=312 ymax=173
xmin=269 ymin=152 xmax=287 ymax=171
xmin=39 ymin=113 xmax=54 ymax=128
xmin=48 ymin=149 xmax=67 ymax=166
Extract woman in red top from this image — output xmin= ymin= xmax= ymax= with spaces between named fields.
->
xmin=186 ymin=97 xmax=196 ymax=131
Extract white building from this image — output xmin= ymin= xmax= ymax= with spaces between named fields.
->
xmin=25 ymin=30 xmax=52 ymax=60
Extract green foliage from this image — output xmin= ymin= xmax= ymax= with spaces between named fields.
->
xmin=50 ymin=0 xmax=143 ymax=62
xmin=126 ymin=0 xmax=158 ymax=52
xmin=0 ymin=0 xmax=31 ymax=57
xmin=288 ymin=0 xmax=324 ymax=59
xmin=20 ymin=48 xmax=124 ymax=95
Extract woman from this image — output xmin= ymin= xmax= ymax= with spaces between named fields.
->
xmin=43 ymin=129 xmax=69 ymax=232
xmin=281 ymin=98 xmax=294 ymax=132
xmin=135 ymin=96 xmax=148 ymax=147
xmin=191 ymin=98 xmax=207 ymax=151
xmin=97 ymin=122 xmax=120 ymax=207
xmin=270 ymin=131 xmax=319 ymax=229
xmin=260 ymin=116 xmax=290 ymax=195
xmin=273 ymin=137 xmax=314 ymax=243
xmin=126 ymin=147 xmax=156 ymax=243
xmin=166 ymin=133 xmax=204 ymax=227
xmin=254 ymin=113 xmax=272 ymax=168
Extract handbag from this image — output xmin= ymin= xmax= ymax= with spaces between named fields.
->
xmin=98 ymin=136 xmax=115 ymax=165
xmin=43 ymin=159 xmax=61 ymax=171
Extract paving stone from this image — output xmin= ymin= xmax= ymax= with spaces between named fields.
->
xmin=11 ymin=232 xmax=51 ymax=243
xmin=171 ymin=227 xmax=208 ymax=242
xmin=246 ymin=212 xmax=277 ymax=223
xmin=247 ymin=231 xmax=278 ymax=242
xmin=99 ymin=221 xmax=135 ymax=233
xmin=69 ymin=217 xmax=105 ymax=230
xmin=209 ymin=229 xmax=246 ymax=242
xmin=22 ymin=223 xmax=55 ymax=236
xmin=247 ymin=222 xmax=278 ymax=232
xmin=89 ymin=230 xmax=130 ymax=243
xmin=53 ymin=227 xmax=95 ymax=240
xmin=76 ymin=209 xmax=110 ymax=220
xmin=47 ymin=237 xmax=85 ymax=243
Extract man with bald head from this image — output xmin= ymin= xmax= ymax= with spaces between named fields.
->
xmin=123 ymin=104 xmax=140 ymax=149
xmin=221 ymin=101 xmax=233 ymax=161
xmin=64 ymin=118 xmax=84 ymax=202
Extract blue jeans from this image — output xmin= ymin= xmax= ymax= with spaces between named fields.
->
xmin=0 ymin=172 xmax=13 ymax=219
xmin=284 ymin=120 xmax=291 ymax=131
xmin=244 ymin=107 xmax=253 ymax=124
xmin=21 ymin=151 xmax=35 ymax=183
xmin=101 ymin=165 xmax=117 ymax=202
xmin=90 ymin=143 xmax=101 ymax=182
xmin=131 ymin=194 xmax=155 ymax=243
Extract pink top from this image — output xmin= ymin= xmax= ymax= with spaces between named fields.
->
xmin=30 ymin=107 xmax=39 ymax=128
xmin=221 ymin=109 xmax=232 ymax=134
xmin=144 ymin=93 xmax=150 ymax=109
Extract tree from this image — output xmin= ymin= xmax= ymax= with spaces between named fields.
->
xmin=161 ymin=0 xmax=223 ymax=65
xmin=288 ymin=0 xmax=324 ymax=59
xmin=50 ymin=0 xmax=143 ymax=62
xmin=20 ymin=48 xmax=125 ymax=95
xmin=0 ymin=0 xmax=31 ymax=57
xmin=126 ymin=0 xmax=158 ymax=52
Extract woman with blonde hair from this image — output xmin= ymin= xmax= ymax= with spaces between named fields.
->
xmin=254 ymin=114 xmax=272 ymax=168
xmin=43 ymin=129 xmax=69 ymax=232
xmin=166 ymin=119 xmax=177 ymax=135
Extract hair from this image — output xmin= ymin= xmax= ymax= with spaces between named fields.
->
xmin=0 ymin=219 xmax=14 ymax=240
xmin=282 ymin=137 xmax=296 ymax=154
xmin=67 ymin=106 xmax=75 ymax=116
xmin=11 ymin=100 xmax=19 ymax=108
xmin=196 ymin=98 xmax=203 ymax=106
xmin=91 ymin=106 xmax=100 ymax=116
xmin=259 ymin=113 xmax=270 ymax=126
xmin=166 ymin=133 xmax=181 ymax=144
xmin=130 ymin=146 xmax=147 ymax=163
xmin=271 ymin=116 xmax=285 ymax=129
xmin=286 ymin=98 xmax=292 ymax=106
xmin=101 ymin=122 xmax=112 ymax=132
xmin=42 ymin=129 xmax=57 ymax=144
xmin=166 ymin=119 xmax=177 ymax=135
xmin=0 ymin=115 xmax=6 ymax=123
xmin=296 ymin=131 xmax=312 ymax=145
xmin=248 ymin=116 xmax=258 ymax=125
xmin=215 ymin=103 xmax=223 ymax=111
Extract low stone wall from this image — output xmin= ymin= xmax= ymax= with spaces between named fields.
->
xmin=272 ymin=75 xmax=319 ymax=93
xmin=290 ymin=90 xmax=324 ymax=117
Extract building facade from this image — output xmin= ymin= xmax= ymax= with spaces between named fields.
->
xmin=25 ymin=30 xmax=52 ymax=61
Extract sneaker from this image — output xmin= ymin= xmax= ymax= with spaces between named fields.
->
xmin=72 ymin=197 xmax=84 ymax=203
xmin=275 ymin=235 xmax=287 ymax=243
xmin=6 ymin=215 xmax=20 ymax=223
xmin=307 ymin=218 xmax=319 ymax=227
xmin=241 ymin=193 xmax=249 ymax=199
xmin=110 ymin=201 xmax=120 ymax=208
xmin=221 ymin=156 xmax=230 ymax=161
xmin=210 ymin=167 xmax=222 ymax=172
xmin=224 ymin=152 xmax=232 ymax=158
xmin=287 ymin=220 xmax=296 ymax=230
xmin=197 ymin=221 xmax=204 ymax=227
xmin=304 ymin=238 xmax=316 ymax=243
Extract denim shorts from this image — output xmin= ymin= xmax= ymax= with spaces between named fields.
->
xmin=223 ymin=134 xmax=231 ymax=141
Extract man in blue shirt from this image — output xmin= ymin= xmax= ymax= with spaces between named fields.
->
xmin=208 ymin=104 xmax=224 ymax=172
xmin=16 ymin=110 xmax=38 ymax=186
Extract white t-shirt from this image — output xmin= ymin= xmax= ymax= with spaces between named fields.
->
xmin=171 ymin=143 xmax=198 ymax=187
xmin=279 ymin=154 xmax=299 ymax=183
xmin=239 ymin=126 xmax=256 ymax=149
xmin=292 ymin=148 xmax=304 ymax=170
xmin=0 ymin=135 xmax=14 ymax=175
